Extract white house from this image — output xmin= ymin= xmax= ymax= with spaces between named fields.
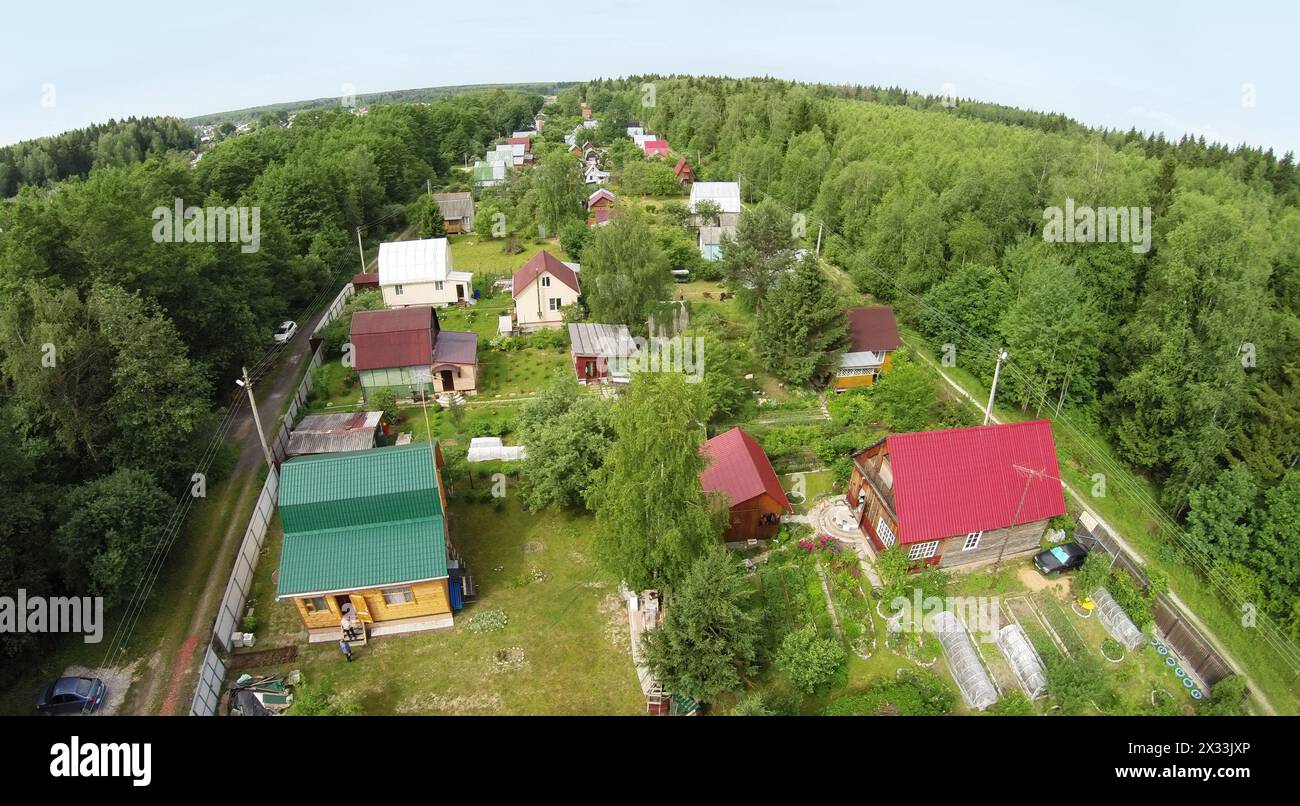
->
xmin=378 ymin=238 xmax=475 ymax=308
xmin=584 ymin=164 xmax=611 ymax=185
xmin=512 ymin=250 xmax=581 ymax=331
xmin=688 ymin=181 xmax=743 ymax=228
xmin=627 ymin=126 xmax=645 ymax=138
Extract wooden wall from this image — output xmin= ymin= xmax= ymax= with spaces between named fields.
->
xmin=291 ymin=578 xmax=451 ymax=630
xmin=722 ymin=494 xmax=786 ymax=542
xmin=936 ymin=519 xmax=1046 ymax=568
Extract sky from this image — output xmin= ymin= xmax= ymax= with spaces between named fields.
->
xmin=2 ymin=0 xmax=1297 ymax=155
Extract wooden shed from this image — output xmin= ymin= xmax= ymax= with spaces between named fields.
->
xmin=700 ymin=427 xmax=792 ymax=543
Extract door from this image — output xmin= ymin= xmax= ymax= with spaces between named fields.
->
xmin=440 ymin=369 xmax=455 ymax=391
xmin=456 ymin=283 xmax=465 ymax=301
xmin=348 ymin=594 xmax=373 ymax=623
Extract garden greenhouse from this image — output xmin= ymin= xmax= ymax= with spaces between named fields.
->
xmin=932 ymin=611 xmax=998 ymax=711
xmin=995 ymin=623 xmax=1047 ymax=698
xmin=1092 ymin=587 xmax=1146 ymax=650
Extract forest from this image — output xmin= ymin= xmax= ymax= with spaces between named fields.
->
xmin=0 ymin=88 xmax=540 ymax=667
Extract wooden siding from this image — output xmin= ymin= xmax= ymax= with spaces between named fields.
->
xmin=834 ymin=351 xmax=892 ymax=391
xmin=292 ymin=578 xmax=451 ymax=630
xmin=721 ymin=493 xmax=786 ymax=542
xmin=937 ymin=519 xmax=1047 ymax=569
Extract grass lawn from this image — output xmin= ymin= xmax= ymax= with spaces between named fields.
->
xmin=236 ymin=498 xmax=644 ymax=715
xmin=781 ymin=469 xmax=835 ymax=514
xmin=436 ymin=296 xmax=513 ymax=341
xmin=478 ymin=348 xmax=569 ymax=396
xmin=303 ymin=359 xmax=363 ymax=414
xmin=388 ymin=401 xmax=523 ymax=449
xmin=448 ymin=233 xmax=556 ymax=278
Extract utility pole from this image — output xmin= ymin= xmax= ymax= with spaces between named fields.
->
xmin=815 ymin=222 xmax=824 ymax=255
xmin=994 ymin=464 xmax=1042 ymax=570
xmin=427 ymin=178 xmax=433 ymax=198
xmin=984 ymin=349 xmax=1009 ymax=426
xmin=355 ymin=226 xmax=366 ymax=274
xmin=239 ymin=366 xmax=276 ymax=470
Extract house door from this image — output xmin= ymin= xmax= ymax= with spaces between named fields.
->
xmin=348 ymin=594 xmax=373 ymax=623
xmin=456 ymin=284 xmax=465 ymax=301
xmin=440 ymin=369 xmax=455 ymax=391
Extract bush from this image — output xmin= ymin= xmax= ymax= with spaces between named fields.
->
xmin=823 ymin=668 xmax=955 ymax=715
xmin=369 ymin=388 xmax=399 ymax=422
xmin=729 ymin=694 xmax=773 ymax=716
xmin=776 ymin=624 xmax=846 ymax=694
xmin=1195 ymin=675 xmax=1249 ymax=716
xmin=240 ymin=615 xmax=258 ymax=634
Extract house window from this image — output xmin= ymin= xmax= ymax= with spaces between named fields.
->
xmin=876 ymin=517 xmax=897 ymax=548
xmin=394 ymin=284 xmax=404 ymax=295
xmin=548 ymin=297 xmax=563 ymax=312
xmin=303 ymin=596 xmax=329 ymax=613
xmin=908 ymin=541 xmax=940 ymax=561
xmin=382 ymin=587 xmax=415 ymax=605
xmin=434 ymin=281 xmax=444 ymax=291
xmin=963 ymin=531 xmax=983 ymax=551
xmin=541 ymin=275 xmax=551 ymax=288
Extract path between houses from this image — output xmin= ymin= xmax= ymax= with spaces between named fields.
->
xmin=904 ymin=338 xmax=1279 ymax=716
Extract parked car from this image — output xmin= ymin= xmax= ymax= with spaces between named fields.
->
xmin=36 ymin=676 xmax=106 ymax=715
xmin=1033 ymin=542 xmax=1088 ymax=575
xmin=273 ymin=320 xmax=298 ymax=344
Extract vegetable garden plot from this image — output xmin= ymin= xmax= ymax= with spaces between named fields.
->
xmin=932 ymin=611 xmax=998 ymax=711
xmin=995 ymin=623 xmax=1048 ymax=699
xmin=1091 ymin=587 xmax=1146 ymax=650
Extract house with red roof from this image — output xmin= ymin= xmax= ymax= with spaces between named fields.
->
xmin=700 ymin=427 xmax=792 ymax=543
xmin=845 ymin=420 xmax=1067 ymax=569
xmin=511 ymin=250 xmax=581 ymax=331
xmin=673 ymin=157 xmax=695 ymax=188
xmin=587 ymin=188 xmax=617 ymax=225
xmin=834 ymin=306 xmax=901 ymax=391
xmin=350 ymin=306 xmax=478 ymax=400
xmin=642 ymin=139 xmax=670 ymax=158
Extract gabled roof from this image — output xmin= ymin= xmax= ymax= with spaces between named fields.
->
xmin=883 ymin=420 xmax=1066 ymax=544
xmin=568 ymin=322 xmax=634 ymax=358
xmin=286 ymin=412 xmax=383 ymax=457
xmin=512 ymin=250 xmax=581 ymax=297
xmin=377 ymin=238 xmax=454 ymax=286
xmin=673 ymin=157 xmax=693 ymax=177
xmin=700 ymin=427 xmax=792 ymax=513
xmin=846 ymin=307 xmax=901 ymax=352
xmin=276 ymin=444 xmax=448 ymax=597
xmin=432 ymin=191 xmax=473 ymax=221
xmin=350 ymin=307 xmax=436 ymax=370
xmin=588 ymin=188 xmax=617 ymax=208
xmin=689 ymin=181 xmax=742 ymax=214
xmin=643 ymin=139 xmax=669 ymax=156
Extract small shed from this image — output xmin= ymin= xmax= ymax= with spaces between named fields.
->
xmin=568 ymin=322 xmax=635 ymax=384
xmin=286 ymin=411 xmax=383 ymax=457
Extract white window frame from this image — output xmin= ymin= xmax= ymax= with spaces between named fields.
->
xmin=541 ymin=275 xmax=552 ymax=288
xmin=393 ymin=284 xmax=404 ymax=295
xmin=963 ymin=531 xmax=983 ymax=551
xmin=875 ymin=517 xmax=897 ymax=548
xmin=548 ymin=297 xmax=563 ymax=312
xmin=908 ymin=540 xmax=940 ymax=561
xmin=434 ymin=281 xmax=445 ymax=291
xmin=381 ymin=587 xmax=415 ymax=605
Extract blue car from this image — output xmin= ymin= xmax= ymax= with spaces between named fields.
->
xmin=36 ymin=676 xmax=106 ymax=715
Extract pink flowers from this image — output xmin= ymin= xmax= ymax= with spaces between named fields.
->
xmin=799 ymin=533 xmax=843 ymax=554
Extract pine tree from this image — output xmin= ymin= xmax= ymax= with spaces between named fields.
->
xmin=754 ymin=257 xmax=847 ymax=385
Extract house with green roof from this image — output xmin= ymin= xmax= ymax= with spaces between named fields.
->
xmin=275 ymin=442 xmax=469 ymax=642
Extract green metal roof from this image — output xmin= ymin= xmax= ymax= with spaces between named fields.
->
xmin=279 ymin=443 xmax=443 ymax=533
xmin=276 ymin=443 xmax=449 ymax=598
xmin=277 ymin=516 xmax=447 ymax=597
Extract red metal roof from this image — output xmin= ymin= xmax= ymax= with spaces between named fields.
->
xmin=643 ymin=140 xmax=669 ymax=156
xmin=846 ymin=307 xmax=901 ymax=352
xmin=350 ymin=307 xmax=435 ymax=370
xmin=884 ymin=420 xmax=1066 ymax=544
xmin=673 ymin=157 xmax=693 ymax=177
xmin=512 ymin=250 xmax=581 ymax=297
xmin=700 ymin=427 xmax=792 ymax=513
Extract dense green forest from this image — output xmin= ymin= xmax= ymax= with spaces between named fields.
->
xmin=561 ymin=75 xmax=1300 ymax=638
xmin=0 ymin=88 xmax=540 ymax=666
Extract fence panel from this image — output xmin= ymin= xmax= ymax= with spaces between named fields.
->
xmin=211 ymin=467 xmax=279 ymax=653
xmin=188 ymin=645 xmax=227 ymax=716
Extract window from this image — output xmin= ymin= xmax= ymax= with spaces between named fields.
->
xmin=548 ymin=297 xmax=563 ymax=311
xmin=434 ymin=281 xmax=444 ymax=291
xmin=382 ymin=587 xmax=415 ymax=605
xmin=303 ymin=597 xmax=328 ymax=613
xmin=876 ymin=517 xmax=897 ymax=548
xmin=963 ymin=531 xmax=983 ymax=551
xmin=908 ymin=541 xmax=940 ymax=561
xmin=393 ymin=284 xmax=404 ymax=295
xmin=541 ymin=275 xmax=551 ymax=287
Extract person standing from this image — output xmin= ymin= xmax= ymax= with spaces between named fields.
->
xmin=339 ymin=638 xmax=353 ymax=662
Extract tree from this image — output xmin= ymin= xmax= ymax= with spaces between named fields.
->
xmin=720 ymin=198 xmax=796 ymax=307
xmin=587 ymin=373 xmax=719 ymax=588
xmin=641 ymin=548 xmax=761 ymax=702
xmin=776 ymin=624 xmax=846 ymax=694
xmin=754 ymin=257 xmax=847 ymax=385
xmin=580 ymin=213 xmax=671 ymax=326
xmin=409 ymin=194 xmax=447 ymax=239
xmin=55 ymin=469 xmax=173 ymax=608
xmin=517 ymin=374 xmax=616 ymax=511
xmin=530 ymin=147 xmax=585 ymax=237
xmin=864 ymin=351 xmax=939 ymax=433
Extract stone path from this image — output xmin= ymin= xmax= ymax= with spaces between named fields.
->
xmin=792 ymin=496 xmax=884 ymax=588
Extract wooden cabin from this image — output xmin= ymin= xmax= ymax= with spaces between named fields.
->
xmin=568 ymin=322 xmax=635 ymax=384
xmin=276 ymin=443 xmax=473 ymax=642
xmin=834 ymin=306 xmax=901 ymax=391
xmin=845 ymin=420 xmax=1066 ymax=569
xmin=700 ymin=427 xmax=792 ymax=543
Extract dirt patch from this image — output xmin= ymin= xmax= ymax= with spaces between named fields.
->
xmin=396 ymin=691 xmax=503 ymax=714
xmin=227 ymin=645 xmax=299 ymax=672
xmin=61 ymin=662 xmax=138 ymax=716
xmin=1016 ymin=564 xmax=1070 ymax=595
xmin=599 ymin=593 xmax=630 ymax=652
xmin=491 ymin=646 xmax=527 ymax=672
xmin=524 ymin=540 xmax=545 ymax=554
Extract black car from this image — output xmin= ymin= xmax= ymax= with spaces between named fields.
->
xmin=1033 ymin=542 xmax=1088 ymax=575
xmin=36 ymin=676 xmax=106 ymax=715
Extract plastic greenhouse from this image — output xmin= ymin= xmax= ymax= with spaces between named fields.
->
xmin=1092 ymin=587 xmax=1145 ymax=650
xmin=932 ymin=611 xmax=998 ymax=711
xmin=995 ymin=623 xmax=1047 ymax=698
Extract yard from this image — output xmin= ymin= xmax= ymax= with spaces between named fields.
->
xmin=234 ymin=498 xmax=644 ymax=715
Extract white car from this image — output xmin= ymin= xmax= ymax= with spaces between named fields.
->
xmin=273 ymin=320 xmax=298 ymax=344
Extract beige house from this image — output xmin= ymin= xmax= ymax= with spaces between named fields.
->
xmin=511 ymin=250 xmax=581 ymax=331
xmin=378 ymin=238 xmax=474 ymax=308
